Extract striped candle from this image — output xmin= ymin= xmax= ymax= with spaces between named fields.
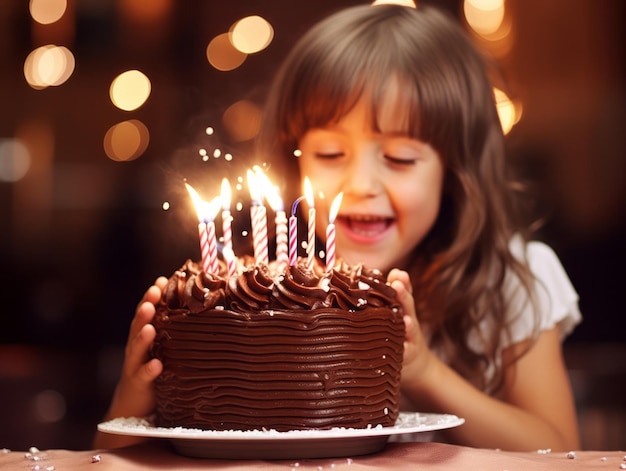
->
xmin=275 ymin=210 xmax=288 ymax=271
xmin=248 ymin=170 xmax=268 ymax=265
xmin=325 ymin=192 xmax=343 ymax=272
xmin=185 ymin=183 xmax=214 ymax=275
xmin=304 ymin=177 xmax=315 ymax=271
xmin=220 ymin=178 xmax=233 ymax=254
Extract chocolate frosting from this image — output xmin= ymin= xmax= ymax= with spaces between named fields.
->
xmin=152 ymin=259 xmax=404 ymax=432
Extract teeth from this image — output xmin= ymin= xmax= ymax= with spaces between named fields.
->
xmin=344 ymin=214 xmax=388 ymax=222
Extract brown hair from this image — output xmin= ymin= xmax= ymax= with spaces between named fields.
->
xmin=257 ymin=5 xmax=538 ymax=393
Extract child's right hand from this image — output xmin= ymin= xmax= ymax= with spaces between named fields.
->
xmin=93 ymin=276 xmax=168 ymax=448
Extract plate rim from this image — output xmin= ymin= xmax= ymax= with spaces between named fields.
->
xmin=97 ymin=412 xmax=464 ymax=441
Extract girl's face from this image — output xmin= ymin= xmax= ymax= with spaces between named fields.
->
xmin=297 ymin=93 xmax=445 ymax=273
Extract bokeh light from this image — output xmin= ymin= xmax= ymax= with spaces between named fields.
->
xmin=371 ymin=0 xmax=416 ymax=7
xmin=29 ymin=0 xmax=67 ymax=25
xmin=222 ymin=100 xmax=262 ymax=142
xmin=103 ymin=119 xmax=150 ymax=161
xmin=24 ymin=45 xmax=75 ymax=89
xmin=494 ymin=87 xmax=522 ymax=135
xmin=464 ymin=0 xmax=506 ymax=36
xmin=230 ymin=16 xmax=274 ymax=54
xmin=109 ymin=70 xmax=151 ymax=111
xmin=0 ymin=138 xmax=31 ymax=182
xmin=207 ymin=33 xmax=247 ymax=71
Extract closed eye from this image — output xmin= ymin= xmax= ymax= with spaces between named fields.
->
xmin=384 ymin=155 xmax=416 ymax=166
xmin=315 ymin=152 xmax=345 ymax=159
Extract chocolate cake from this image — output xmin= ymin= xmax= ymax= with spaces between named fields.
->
xmin=151 ymin=259 xmax=404 ymax=432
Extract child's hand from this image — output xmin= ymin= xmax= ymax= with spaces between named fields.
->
xmin=93 ymin=277 xmax=168 ymax=448
xmin=109 ymin=277 xmax=168 ymax=420
xmin=387 ymin=269 xmax=438 ymax=384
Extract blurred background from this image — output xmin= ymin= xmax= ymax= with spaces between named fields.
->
xmin=1 ymin=0 xmax=624 ymax=451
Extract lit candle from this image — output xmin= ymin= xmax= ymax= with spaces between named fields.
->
xmin=220 ymin=178 xmax=233 ymax=254
xmin=247 ymin=169 xmax=268 ymax=265
xmin=304 ymin=177 xmax=315 ymax=271
xmin=185 ymin=183 xmax=213 ymax=274
xmin=262 ymin=178 xmax=288 ymax=272
xmin=326 ymin=192 xmax=343 ymax=272
xmin=223 ymin=246 xmax=238 ymax=278
xmin=204 ymin=197 xmax=222 ymax=275
xmin=289 ymin=197 xmax=303 ymax=267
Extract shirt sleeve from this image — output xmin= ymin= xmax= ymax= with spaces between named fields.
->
xmin=503 ymin=240 xmax=582 ymax=348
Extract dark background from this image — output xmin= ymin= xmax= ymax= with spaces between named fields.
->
xmin=1 ymin=0 xmax=624 ymax=451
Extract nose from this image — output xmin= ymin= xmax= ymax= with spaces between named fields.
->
xmin=342 ymin=145 xmax=381 ymax=197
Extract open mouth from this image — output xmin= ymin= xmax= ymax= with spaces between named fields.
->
xmin=337 ymin=214 xmax=394 ymax=239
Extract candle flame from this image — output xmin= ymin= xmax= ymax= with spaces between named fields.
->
xmin=185 ymin=182 xmax=221 ymax=222
xmin=304 ymin=177 xmax=314 ymax=208
xmin=247 ymin=169 xmax=262 ymax=204
xmin=329 ymin=192 xmax=343 ymax=224
xmin=185 ymin=182 xmax=207 ymax=222
xmin=205 ymin=196 xmax=222 ymax=221
xmin=254 ymin=167 xmax=283 ymax=212
xmin=220 ymin=178 xmax=231 ymax=210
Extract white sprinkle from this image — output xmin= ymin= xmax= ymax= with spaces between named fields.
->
xmin=358 ymin=281 xmax=370 ymax=290
xmin=215 ymin=306 xmax=225 ymax=310
xmin=382 ymin=354 xmax=386 ymax=359
xmin=620 ymin=464 xmax=626 ymax=470
xmin=566 ymin=451 xmax=576 ymax=459
xmin=91 ymin=454 xmax=101 ymax=463
xmin=46 ymin=467 xmax=55 ymax=471
xmin=29 ymin=447 xmax=39 ymax=454
xmin=31 ymin=465 xmax=41 ymax=471
xmin=357 ymin=298 xmax=367 ymax=306
xmin=384 ymin=407 xmax=389 ymax=415
xmin=2 ymin=448 xmax=10 ymax=454
xmin=601 ymin=457 xmax=607 ymax=462
xmin=320 ymin=278 xmax=331 ymax=292
xmin=346 ymin=458 xmax=353 ymax=464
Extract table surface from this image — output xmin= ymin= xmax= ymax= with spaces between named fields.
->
xmin=2 ymin=441 xmax=624 ymax=471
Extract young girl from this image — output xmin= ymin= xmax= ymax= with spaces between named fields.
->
xmin=95 ymin=4 xmax=581 ymax=451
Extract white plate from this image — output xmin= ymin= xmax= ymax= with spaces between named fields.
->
xmin=98 ymin=412 xmax=464 ymax=459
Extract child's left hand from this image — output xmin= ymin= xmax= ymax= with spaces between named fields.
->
xmin=387 ymin=269 xmax=439 ymax=386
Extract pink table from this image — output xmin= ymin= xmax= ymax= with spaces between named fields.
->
xmin=2 ymin=441 xmax=624 ymax=470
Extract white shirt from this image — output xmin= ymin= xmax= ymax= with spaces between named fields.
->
xmin=396 ymin=239 xmax=581 ymax=440
xmin=401 ymin=239 xmax=581 ymax=396
xmin=500 ymin=238 xmax=581 ymax=347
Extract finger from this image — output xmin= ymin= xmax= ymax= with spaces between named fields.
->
xmin=138 ymin=283 xmax=164 ymax=310
xmin=388 ymin=268 xmax=412 ymax=294
xmin=124 ymin=323 xmax=156 ymax=376
xmin=154 ymin=275 xmax=168 ymax=292
xmin=128 ymin=301 xmax=156 ymax=340
xmin=137 ymin=357 xmax=163 ymax=384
